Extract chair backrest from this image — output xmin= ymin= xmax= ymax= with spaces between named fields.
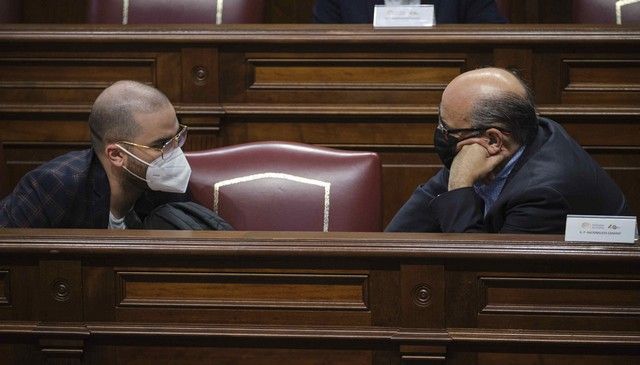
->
xmin=87 ymin=0 xmax=266 ymax=24
xmin=0 ymin=0 xmax=22 ymax=23
xmin=185 ymin=141 xmax=382 ymax=232
xmin=573 ymin=0 xmax=640 ymax=24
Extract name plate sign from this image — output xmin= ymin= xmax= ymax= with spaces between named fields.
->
xmin=373 ymin=5 xmax=435 ymax=28
xmin=384 ymin=0 xmax=420 ymax=5
xmin=565 ymin=215 xmax=637 ymax=244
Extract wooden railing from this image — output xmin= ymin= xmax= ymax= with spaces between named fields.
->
xmin=0 ymin=229 xmax=639 ymax=364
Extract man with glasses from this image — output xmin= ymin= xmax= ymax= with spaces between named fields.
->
xmin=0 ymin=80 xmax=191 ymax=228
xmin=386 ymin=67 xmax=631 ymax=233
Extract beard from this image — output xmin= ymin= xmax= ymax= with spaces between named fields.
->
xmin=122 ymin=157 xmax=149 ymax=192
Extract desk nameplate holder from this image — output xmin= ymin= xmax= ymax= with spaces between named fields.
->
xmin=373 ymin=5 xmax=435 ymax=28
xmin=565 ymin=215 xmax=637 ymax=244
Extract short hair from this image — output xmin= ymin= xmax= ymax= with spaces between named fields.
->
xmin=88 ymin=81 xmax=171 ymax=152
xmin=469 ymin=72 xmax=538 ymax=146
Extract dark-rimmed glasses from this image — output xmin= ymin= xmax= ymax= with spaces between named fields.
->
xmin=117 ymin=124 xmax=188 ymax=159
xmin=437 ymin=114 xmax=488 ymax=142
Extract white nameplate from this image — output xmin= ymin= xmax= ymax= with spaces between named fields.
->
xmin=384 ymin=0 xmax=420 ymax=5
xmin=564 ymin=215 xmax=637 ymax=244
xmin=373 ymin=5 xmax=435 ymax=28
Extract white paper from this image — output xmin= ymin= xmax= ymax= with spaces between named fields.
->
xmin=564 ymin=215 xmax=637 ymax=244
xmin=373 ymin=5 xmax=435 ymax=28
xmin=384 ymin=0 xmax=420 ymax=5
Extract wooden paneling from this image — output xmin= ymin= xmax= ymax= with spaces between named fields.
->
xmin=400 ymin=264 xmax=445 ymax=328
xmin=38 ymin=260 xmax=83 ymax=322
xmin=249 ymin=59 xmax=462 ymax=89
xmin=112 ymin=346 xmax=373 ymax=365
xmin=478 ymin=352 xmax=640 ymax=365
xmin=180 ymin=47 xmax=219 ymax=103
xmin=116 ymin=271 xmax=368 ymax=310
xmin=0 ymin=54 xmax=161 ymax=104
xmin=563 ymin=59 xmax=640 ymax=104
xmin=1 ymin=24 xmax=640 ymax=226
xmin=0 ymin=270 xmax=8 ymax=305
xmin=480 ymin=277 xmax=640 ymax=315
xmin=0 ymin=230 xmax=639 ymax=364
xmin=0 ymin=264 xmax=39 ymax=321
xmin=0 ymin=57 xmax=154 ymax=84
xmin=223 ymin=52 xmax=470 ymax=104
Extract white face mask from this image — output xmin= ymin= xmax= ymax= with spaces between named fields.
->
xmin=118 ymin=146 xmax=191 ymax=193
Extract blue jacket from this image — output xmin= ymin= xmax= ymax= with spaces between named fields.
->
xmin=386 ymin=118 xmax=632 ymax=233
xmin=0 ymin=149 xmax=187 ymax=228
xmin=314 ymin=0 xmax=506 ymax=24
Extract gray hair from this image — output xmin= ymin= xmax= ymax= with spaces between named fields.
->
xmin=88 ymin=81 xmax=171 ymax=151
xmin=469 ymin=86 xmax=538 ymax=146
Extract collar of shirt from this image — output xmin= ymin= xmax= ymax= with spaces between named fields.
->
xmin=108 ymin=211 xmax=126 ymax=230
xmin=474 ymin=146 xmax=525 ymax=216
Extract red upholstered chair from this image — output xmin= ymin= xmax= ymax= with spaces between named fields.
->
xmin=573 ymin=0 xmax=640 ymax=24
xmin=185 ymin=142 xmax=382 ymax=232
xmin=87 ymin=0 xmax=266 ymax=24
xmin=0 ymin=0 xmax=22 ymax=23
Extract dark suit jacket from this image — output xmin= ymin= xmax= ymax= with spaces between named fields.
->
xmin=0 ymin=149 xmax=187 ymax=228
xmin=314 ymin=0 xmax=506 ymax=24
xmin=385 ymin=118 xmax=632 ymax=234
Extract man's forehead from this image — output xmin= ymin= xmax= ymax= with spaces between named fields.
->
xmin=439 ymin=102 xmax=472 ymax=128
xmin=132 ymin=107 xmax=177 ymax=140
xmin=133 ymin=104 xmax=175 ymax=123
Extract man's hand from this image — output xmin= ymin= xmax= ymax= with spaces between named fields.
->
xmin=448 ymin=139 xmax=510 ymax=191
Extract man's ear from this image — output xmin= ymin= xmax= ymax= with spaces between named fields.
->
xmin=484 ymin=129 xmax=504 ymax=155
xmin=105 ymin=143 xmax=126 ymax=167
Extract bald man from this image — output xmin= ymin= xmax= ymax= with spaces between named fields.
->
xmin=0 ymin=81 xmax=190 ymax=228
xmin=386 ymin=67 xmax=631 ymax=233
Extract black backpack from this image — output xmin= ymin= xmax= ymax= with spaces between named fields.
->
xmin=143 ymin=202 xmax=233 ymax=231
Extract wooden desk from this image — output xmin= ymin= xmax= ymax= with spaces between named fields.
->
xmin=1 ymin=24 xmax=639 ymax=225
xmin=0 ymin=229 xmax=639 ymax=364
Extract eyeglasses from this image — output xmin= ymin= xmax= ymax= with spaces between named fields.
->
xmin=117 ymin=124 xmax=188 ymax=159
xmin=437 ymin=113 xmax=488 ymax=142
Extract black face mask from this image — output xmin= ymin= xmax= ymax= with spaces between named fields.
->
xmin=434 ymin=128 xmax=460 ymax=170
